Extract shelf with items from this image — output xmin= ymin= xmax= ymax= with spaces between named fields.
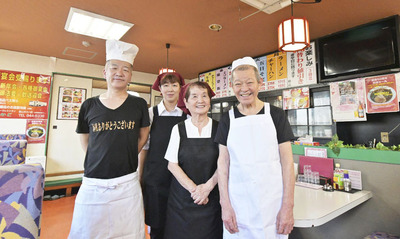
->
xmin=209 ymin=86 xmax=336 ymax=144
xmin=285 ymin=87 xmax=336 ymax=143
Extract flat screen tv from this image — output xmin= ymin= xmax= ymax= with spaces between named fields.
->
xmin=318 ymin=15 xmax=400 ymax=82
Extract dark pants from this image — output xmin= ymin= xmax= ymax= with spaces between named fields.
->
xmin=150 ymin=226 xmax=165 ymax=239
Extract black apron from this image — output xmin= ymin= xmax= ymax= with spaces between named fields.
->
xmin=164 ymin=120 xmax=223 ymax=239
xmin=143 ymin=106 xmax=186 ymax=228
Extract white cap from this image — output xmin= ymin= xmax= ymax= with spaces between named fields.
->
xmin=106 ymin=39 xmax=139 ymax=65
xmin=232 ymin=56 xmax=258 ymax=72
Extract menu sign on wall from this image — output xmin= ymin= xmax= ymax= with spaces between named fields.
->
xmin=200 ymin=42 xmax=317 ymax=98
xmin=204 ymin=71 xmax=216 ymax=92
xmin=215 ymin=67 xmax=229 ymax=98
xmin=199 ymin=73 xmax=205 ymax=82
xmin=0 ymin=70 xmax=51 ymax=119
xmin=287 ymin=42 xmax=317 ymax=88
xmin=365 ymin=74 xmax=399 ymax=113
xmin=255 ymin=56 xmax=267 ymax=91
xmin=266 ymin=52 xmax=287 ymax=91
xmin=57 ymin=87 xmax=87 ymax=120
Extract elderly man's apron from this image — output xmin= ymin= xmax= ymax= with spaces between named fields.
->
xmin=225 ymin=103 xmax=287 ymax=239
xmin=68 ymin=172 xmax=145 ymax=239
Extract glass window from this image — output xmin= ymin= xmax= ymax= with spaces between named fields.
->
xmin=308 ymin=106 xmax=332 ymax=125
xmin=313 ymin=91 xmax=330 ymax=106
xmin=309 ymin=126 xmax=333 ymax=137
xmin=291 ymin=126 xmax=308 ymax=137
xmin=287 ymin=109 xmax=308 ymax=125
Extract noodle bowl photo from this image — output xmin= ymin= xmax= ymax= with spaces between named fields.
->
xmin=367 ymin=86 xmax=396 ymax=104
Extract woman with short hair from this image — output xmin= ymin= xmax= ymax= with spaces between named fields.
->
xmin=163 ymin=82 xmax=223 ymax=239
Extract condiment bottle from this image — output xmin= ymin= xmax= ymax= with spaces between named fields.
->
xmin=358 ymin=102 xmax=365 ymax=118
xmin=333 ymin=163 xmax=344 ymax=190
xmin=343 ymin=170 xmax=352 ymax=192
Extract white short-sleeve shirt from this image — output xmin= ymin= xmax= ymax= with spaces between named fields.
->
xmin=164 ymin=117 xmax=213 ymax=163
xmin=142 ymin=101 xmax=185 ymax=150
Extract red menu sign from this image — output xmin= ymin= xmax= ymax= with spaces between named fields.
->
xmin=365 ymin=74 xmax=399 ymax=113
xmin=0 ymin=70 xmax=52 ymax=119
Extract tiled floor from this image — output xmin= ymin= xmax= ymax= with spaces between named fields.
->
xmin=41 ymin=195 xmax=150 ymax=239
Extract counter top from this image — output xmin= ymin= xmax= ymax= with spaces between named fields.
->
xmin=293 ymin=186 xmax=372 ymax=227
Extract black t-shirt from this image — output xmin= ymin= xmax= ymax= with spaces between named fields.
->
xmin=76 ymin=95 xmax=150 ymax=179
xmin=214 ymin=104 xmax=295 ymax=146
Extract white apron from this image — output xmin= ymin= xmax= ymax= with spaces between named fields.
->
xmin=68 ymin=172 xmax=145 ymax=239
xmin=225 ymin=103 xmax=287 ymax=239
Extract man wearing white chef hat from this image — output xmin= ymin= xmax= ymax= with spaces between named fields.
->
xmin=69 ymin=39 xmax=150 ymax=239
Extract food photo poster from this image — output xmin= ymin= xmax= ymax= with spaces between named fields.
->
xmin=330 ymin=79 xmax=367 ymax=122
xmin=25 ymin=119 xmax=47 ymax=144
xmin=57 ymin=87 xmax=86 ymax=120
xmin=283 ymin=87 xmax=310 ymax=110
xmin=364 ymin=74 xmax=399 ymax=113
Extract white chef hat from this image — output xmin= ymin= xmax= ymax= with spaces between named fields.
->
xmin=231 ymin=56 xmax=259 ymax=72
xmin=106 ymin=39 xmax=139 ymax=65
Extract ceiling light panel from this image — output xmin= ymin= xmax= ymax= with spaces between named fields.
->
xmin=65 ymin=7 xmax=134 ymax=40
xmin=241 ymin=0 xmax=292 ymax=14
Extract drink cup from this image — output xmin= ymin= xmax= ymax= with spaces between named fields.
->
xmin=297 ymin=174 xmax=305 ymax=183
xmin=313 ymin=171 xmax=320 ymax=184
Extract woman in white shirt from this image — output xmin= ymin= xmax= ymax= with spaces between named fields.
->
xmin=140 ymin=72 xmax=186 ymax=239
xmin=164 ymin=82 xmax=222 ymax=239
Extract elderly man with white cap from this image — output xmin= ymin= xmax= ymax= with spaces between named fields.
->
xmin=69 ymin=39 xmax=150 ymax=239
xmin=215 ymin=56 xmax=295 ymax=238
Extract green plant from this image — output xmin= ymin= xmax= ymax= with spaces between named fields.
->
xmin=324 ymin=135 xmax=400 ymax=155
xmin=390 ymin=145 xmax=400 ymax=151
xmin=325 ymin=134 xmax=344 ymax=156
xmin=375 ymin=142 xmax=390 ymax=150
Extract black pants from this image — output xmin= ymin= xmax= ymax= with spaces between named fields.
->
xmin=150 ymin=226 xmax=165 ymax=239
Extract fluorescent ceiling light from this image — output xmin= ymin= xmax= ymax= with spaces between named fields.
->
xmin=240 ymin=0 xmax=292 ymax=14
xmin=65 ymin=7 xmax=134 ymax=40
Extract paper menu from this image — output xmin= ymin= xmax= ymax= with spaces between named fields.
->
xmin=305 ymin=147 xmax=328 ymax=158
xmin=345 ymin=169 xmax=362 ymax=190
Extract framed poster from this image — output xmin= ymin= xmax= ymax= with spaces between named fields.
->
xmin=57 ymin=87 xmax=86 ymax=120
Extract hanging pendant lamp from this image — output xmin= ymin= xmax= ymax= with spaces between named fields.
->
xmin=278 ymin=0 xmax=310 ymax=52
xmin=159 ymin=43 xmax=176 ymax=74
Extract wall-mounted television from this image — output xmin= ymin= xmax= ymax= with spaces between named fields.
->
xmin=318 ymin=15 xmax=400 ymax=82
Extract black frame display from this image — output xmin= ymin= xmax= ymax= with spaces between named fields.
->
xmin=318 ymin=15 xmax=400 ymax=82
